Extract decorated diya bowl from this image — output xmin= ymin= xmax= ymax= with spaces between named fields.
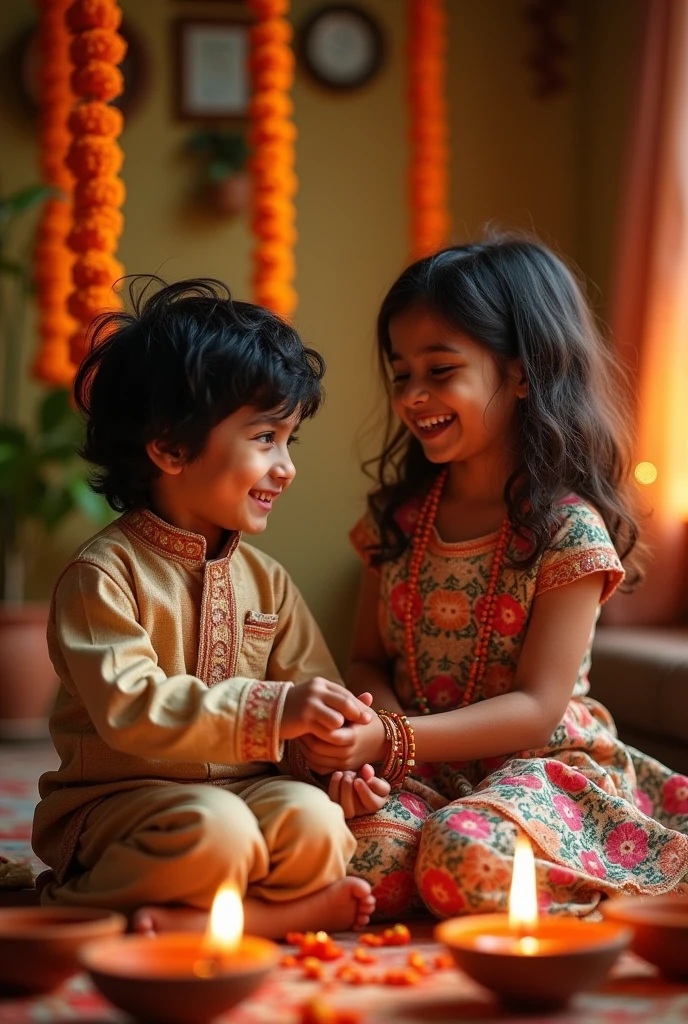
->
xmin=602 ymin=893 xmax=688 ymax=979
xmin=436 ymin=914 xmax=631 ymax=1010
xmin=79 ymin=932 xmax=280 ymax=1024
xmin=0 ymin=905 xmax=127 ymax=996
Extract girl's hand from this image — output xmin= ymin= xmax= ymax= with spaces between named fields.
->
xmin=328 ymin=763 xmax=391 ymax=818
xmin=299 ymin=710 xmax=387 ymax=773
xmin=280 ymin=679 xmax=373 ymax=741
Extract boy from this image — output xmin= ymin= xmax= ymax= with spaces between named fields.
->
xmin=33 ymin=277 xmax=386 ymax=937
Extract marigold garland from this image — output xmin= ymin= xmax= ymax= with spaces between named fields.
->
xmin=408 ymin=0 xmax=451 ymax=260
xmin=65 ymin=0 xmax=126 ymax=367
xmin=66 ymin=0 xmax=122 ymax=32
xmin=69 ymin=26 xmax=127 ymax=65
xmin=248 ymin=0 xmax=298 ymax=317
xmin=32 ymin=0 xmax=78 ymax=387
xmin=68 ymin=99 xmax=123 ymax=137
xmin=73 ymin=174 xmax=125 ymax=210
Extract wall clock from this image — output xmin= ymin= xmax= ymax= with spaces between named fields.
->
xmin=298 ymin=4 xmax=385 ymax=91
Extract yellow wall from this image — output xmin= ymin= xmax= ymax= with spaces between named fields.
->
xmin=0 ymin=0 xmax=641 ymax=667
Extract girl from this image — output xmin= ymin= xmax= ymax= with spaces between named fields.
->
xmin=298 ymin=238 xmax=688 ymax=920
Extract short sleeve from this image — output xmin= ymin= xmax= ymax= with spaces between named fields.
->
xmin=349 ymin=510 xmax=381 ymax=572
xmin=535 ymin=499 xmax=625 ymax=604
xmin=350 ymin=496 xmax=424 ymax=574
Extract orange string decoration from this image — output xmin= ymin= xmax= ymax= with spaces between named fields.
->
xmin=65 ymin=0 xmax=126 ymax=367
xmin=247 ymin=0 xmax=298 ymax=317
xmin=33 ymin=0 xmax=78 ymax=387
xmin=408 ymin=0 xmax=451 ymax=261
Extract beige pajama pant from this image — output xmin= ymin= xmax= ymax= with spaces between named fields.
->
xmin=41 ymin=777 xmax=356 ymax=913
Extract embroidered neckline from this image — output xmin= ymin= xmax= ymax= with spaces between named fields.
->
xmin=121 ymin=510 xmax=240 ymax=567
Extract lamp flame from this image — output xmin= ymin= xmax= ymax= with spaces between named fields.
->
xmin=508 ymin=834 xmax=538 ymax=937
xmin=206 ymin=883 xmax=243 ymax=954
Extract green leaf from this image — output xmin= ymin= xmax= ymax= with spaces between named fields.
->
xmin=39 ymin=487 xmax=76 ymax=532
xmin=68 ymin=476 xmax=110 ymax=523
xmin=38 ymin=388 xmax=74 ymax=434
xmin=186 ymin=132 xmax=216 ymax=153
xmin=0 ymin=424 xmax=28 ymax=447
xmin=0 ymin=184 xmax=53 ymax=224
xmin=209 ymin=161 xmax=233 ymax=182
xmin=186 ymin=131 xmax=248 ymax=174
xmin=35 ymin=389 xmax=84 ymax=461
xmin=37 ymin=442 xmax=79 ymax=464
xmin=0 ymin=443 xmax=21 ymax=465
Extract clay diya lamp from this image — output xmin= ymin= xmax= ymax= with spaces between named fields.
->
xmin=0 ymin=905 xmax=126 ymax=996
xmin=602 ymin=893 xmax=688 ymax=980
xmin=79 ymin=884 xmax=279 ymax=1024
xmin=436 ymin=835 xmax=631 ymax=1010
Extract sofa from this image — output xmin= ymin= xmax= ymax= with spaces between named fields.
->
xmin=589 ymin=626 xmax=688 ymax=776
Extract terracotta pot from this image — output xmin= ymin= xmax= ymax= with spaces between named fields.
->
xmin=80 ymin=933 xmax=279 ymax=1024
xmin=436 ymin=915 xmax=630 ymax=1011
xmin=0 ymin=906 xmax=127 ymax=995
xmin=206 ymin=173 xmax=251 ymax=216
xmin=0 ymin=603 xmax=57 ymax=740
xmin=603 ymin=894 xmax=688 ymax=980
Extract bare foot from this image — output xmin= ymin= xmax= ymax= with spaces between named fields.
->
xmin=131 ymin=905 xmax=204 ymax=937
xmin=131 ymin=876 xmax=375 ymax=938
xmin=247 ymin=876 xmax=375 ymax=936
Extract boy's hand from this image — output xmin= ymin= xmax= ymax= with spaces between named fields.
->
xmin=280 ymin=679 xmax=373 ymax=741
xmin=328 ymin=763 xmax=391 ymax=818
xmin=298 ymin=692 xmax=387 ymax=772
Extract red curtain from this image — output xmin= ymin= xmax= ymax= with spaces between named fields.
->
xmin=605 ymin=0 xmax=688 ymax=625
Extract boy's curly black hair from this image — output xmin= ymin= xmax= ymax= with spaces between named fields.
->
xmin=74 ymin=276 xmax=325 ymax=512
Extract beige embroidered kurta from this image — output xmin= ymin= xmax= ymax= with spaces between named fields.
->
xmin=33 ymin=510 xmax=341 ymax=882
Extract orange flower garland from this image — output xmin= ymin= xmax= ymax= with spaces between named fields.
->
xmin=408 ymin=0 xmax=451 ymax=260
xmin=248 ymin=0 xmax=298 ymax=317
xmin=65 ymin=0 xmax=126 ymax=367
xmin=33 ymin=0 xmax=78 ymax=387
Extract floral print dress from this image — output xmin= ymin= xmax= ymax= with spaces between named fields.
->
xmin=347 ymin=496 xmax=688 ymax=920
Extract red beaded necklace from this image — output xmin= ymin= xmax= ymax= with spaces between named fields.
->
xmin=403 ymin=468 xmax=511 ymax=715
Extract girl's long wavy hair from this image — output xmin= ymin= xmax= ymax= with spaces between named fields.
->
xmin=366 ymin=237 xmax=643 ymax=588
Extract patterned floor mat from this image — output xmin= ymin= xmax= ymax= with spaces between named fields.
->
xmin=0 ymin=741 xmax=56 ymax=881
xmin=0 ymin=742 xmax=687 ymax=1022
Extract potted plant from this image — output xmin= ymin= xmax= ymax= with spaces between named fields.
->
xmin=0 ymin=184 xmax=112 ymax=738
xmin=185 ymin=130 xmax=251 ymax=216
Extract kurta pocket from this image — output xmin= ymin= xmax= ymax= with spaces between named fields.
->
xmin=238 ymin=611 xmax=279 ymax=678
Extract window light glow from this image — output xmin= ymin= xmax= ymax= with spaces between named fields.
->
xmin=634 ymin=461 xmax=658 ymax=486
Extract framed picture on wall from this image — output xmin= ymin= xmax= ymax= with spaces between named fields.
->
xmin=173 ymin=18 xmax=250 ymax=122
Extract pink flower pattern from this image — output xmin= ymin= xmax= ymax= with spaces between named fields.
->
xmin=546 ymin=759 xmax=588 ymax=792
xmin=499 ymin=775 xmax=542 ymax=789
xmin=398 ymin=792 xmax=429 ymax=819
xmin=553 ymin=794 xmax=583 ymax=831
xmin=549 ymin=865 xmax=576 ymax=886
xmin=580 ymin=850 xmax=607 ymax=879
xmin=605 ymin=823 xmax=649 ymax=869
xmin=662 ymin=775 xmax=688 ymax=816
xmin=634 ymin=788 xmax=653 ymax=817
xmin=446 ymin=810 xmax=492 ymax=840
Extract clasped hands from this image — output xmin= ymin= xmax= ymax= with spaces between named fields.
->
xmin=280 ymin=678 xmax=389 ymax=819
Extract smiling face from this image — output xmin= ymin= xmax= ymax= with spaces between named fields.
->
xmin=147 ymin=404 xmax=300 ymax=554
xmin=388 ymin=305 xmax=525 ymax=472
